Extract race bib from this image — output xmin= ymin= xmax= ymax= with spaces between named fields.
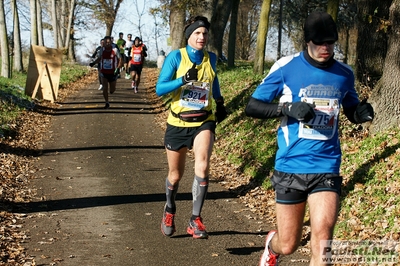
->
xmin=102 ymin=59 xmax=113 ymax=69
xmin=133 ymin=54 xmax=142 ymax=63
xmin=179 ymin=82 xmax=210 ymax=110
xmin=298 ymin=98 xmax=339 ymax=140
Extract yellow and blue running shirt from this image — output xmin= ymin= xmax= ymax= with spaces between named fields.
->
xmin=156 ymin=45 xmax=222 ymax=127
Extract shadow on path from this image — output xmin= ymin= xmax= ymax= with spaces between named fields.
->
xmin=13 ymin=191 xmax=238 ymax=214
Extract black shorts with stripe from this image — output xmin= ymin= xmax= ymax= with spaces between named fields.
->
xmin=271 ymin=170 xmax=342 ymax=204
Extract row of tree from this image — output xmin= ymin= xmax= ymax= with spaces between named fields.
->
xmin=138 ymin=0 xmax=400 ymax=134
xmin=1 ymin=0 xmax=399 ymax=133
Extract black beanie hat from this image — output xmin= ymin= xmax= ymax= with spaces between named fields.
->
xmin=304 ymin=11 xmax=338 ymax=43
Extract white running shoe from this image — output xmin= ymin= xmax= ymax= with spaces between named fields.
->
xmin=259 ymin=230 xmax=279 ymax=266
xmin=98 ymin=84 xmax=103 ymax=90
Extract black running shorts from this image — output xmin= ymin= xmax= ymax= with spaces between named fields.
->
xmin=101 ymin=73 xmax=117 ymax=82
xmin=125 ymin=56 xmax=131 ymax=64
xmin=271 ymin=170 xmax=342 ymax=204
xmin=129 ymin=64 xmax=143 ymax=75
xmin=164 ymin=121 xmax=216 ymax=151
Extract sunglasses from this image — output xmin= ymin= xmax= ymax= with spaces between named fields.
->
xmin=312 ymin=40 xmax=335 ymax=45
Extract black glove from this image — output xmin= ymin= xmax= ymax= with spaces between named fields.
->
xmin=354 ymin=99 xmax=374 ymax=123
xmin=89 ymin=62 xmax=95 ymax=67
xmin=281 ymin=101 xmax=316 ymax=122
xmin=182 ymin=63 xmax=198 ymax=83
xmin=215 ymin=98 xmax=228 ymax=123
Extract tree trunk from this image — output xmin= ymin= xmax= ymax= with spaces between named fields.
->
xmin=235 ymin=0 xmax=260 ymax=61
xmin=0 ymin=0 xmax=10 ymax=77
xmin=51 ymin=0 xmax=59 ymax=48
xmin=68 ymin=38 xmax=76 ymax=62
xmin=227 ymin=0 xmax=240 ymax=67
xmin=277 ymin=0 xmax=283 ymax=59
xmin=369 ymin=0 xmax=400 ymax=134
xmin=30 ymin=0 xmax=38 ymax=45
xmin=343 ymin=27 xmax=350 ymax=64
xmin=208 ymin=0 xmax=232 ymax=58
xmin=150 ymin=12 xmax=160 ymax=56
xmin=197 ymin=0 xmax=215 ymax=22
xmin=356 ymin=0 xmax=391 ymax=85
xmin=90 ymin=0 xmax=123 ymax=37
xmin=37 ymin=0 xmax=44 ymax=46
xmin=327 ymin=0 xmax=340 ymax=21
xmin=65 ymin=0 xmax=76 ymax=60
xmin=169 ymin=0 xmax=185 ymax=50
xmin=12 ymin=0 xmax=23 ymax=71
xmin=253 ymin=0 xmax=272 ymax=75
xmin=60 ymin=0 xmax=66 ymax=46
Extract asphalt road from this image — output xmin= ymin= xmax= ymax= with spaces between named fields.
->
xmin=21 ymin=70 xmax=309 ymax=266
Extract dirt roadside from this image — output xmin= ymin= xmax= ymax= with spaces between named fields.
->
xmin=13 ymin=68 xmax=310 ymax=266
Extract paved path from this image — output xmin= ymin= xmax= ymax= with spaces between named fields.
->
xmin=21 ymin=69 xmax=309 ymax=266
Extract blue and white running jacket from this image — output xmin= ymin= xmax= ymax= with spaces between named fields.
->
xmin=251 ymin=51 xmax=360 ymax=174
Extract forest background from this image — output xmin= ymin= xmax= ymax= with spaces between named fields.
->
xmin=2 ymin=0 xmax=400 ymax=132
xmin=1 ymin=0 xmax=400 ymax=264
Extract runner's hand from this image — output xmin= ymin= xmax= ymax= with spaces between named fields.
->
xmin=183 ymin=63 xmax=198 ymax=83
xmin=282 ymin=102 xmax=315 ymax=122
xmin=215 ymin=98 xmax=227 ymax=123
xmin=216 ymin=104 xmax=227 ymax=123
xmin=354 ymin=99 xmax=374 ymax=123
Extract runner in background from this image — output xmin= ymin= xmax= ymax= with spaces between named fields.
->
xmin=116 ymin=32 xmax=126 ymax=78
xmin=124 ymin=34 xmax=134 ymax=79
xmin=128 ymin=37 xmax=147 ymax=93
xmin=90 ymin=38 xmax=104 ymax=91
xmin=90 ymin=36 xmax=123 ymax=109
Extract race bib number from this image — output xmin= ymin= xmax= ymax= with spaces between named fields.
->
xmin=179 ymin=82 xmax=210 ymax=110
xmin=102 ymin=59 xmax=113 ymax=69
xmin=298 ymin=98 xmax=339 ymax=140
xmin=133 ymin=54 xmax=142 ymax=63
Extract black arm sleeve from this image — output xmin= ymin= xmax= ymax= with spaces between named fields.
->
xmin=91 ymin=46 xmax=100 ymax=58
xmin=343 ymin=104 xmax=358 ymax=124
xmin=245 ymin=97 xmax=282 ymax=119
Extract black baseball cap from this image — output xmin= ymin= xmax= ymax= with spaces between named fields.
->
xmin=304 ymin=11 xmax=338 ymax=43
